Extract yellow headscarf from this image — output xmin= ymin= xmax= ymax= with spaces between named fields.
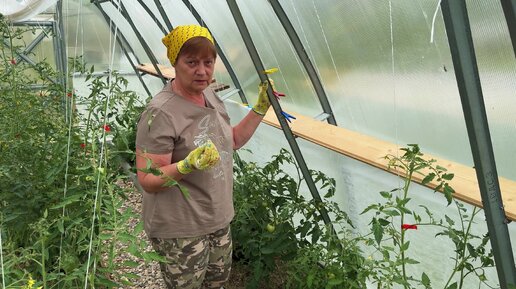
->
xmin=162 ymin=25 xmax=214 ymax=66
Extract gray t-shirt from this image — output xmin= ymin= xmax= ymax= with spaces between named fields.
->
xmin=136 ymin=82 xmax=234 ymax=238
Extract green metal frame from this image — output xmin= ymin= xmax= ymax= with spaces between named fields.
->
xmin=225 ymin=0 xmax=335 ymax=232
xmin=11 ymin=12 xmax=67 ymax=117
xmin=137 ymin=0 xmax=168 ymax=35
xmin=267 ymin=0 xmax=336 ymax=125
xmin=55 ymin=0 xmax=67 ymax=88
xmin=441 ymin=1 xmax=516 ymax=288
xmin=153 ymin=0 xmax=173 ymax=31
xmin=3 ymin=29 xmax=55 ymax=84
xmin=94 ymin=2 xmax=153 ymax=99
xmin=500 ymin=0 xmax=516 ymax=57
xmin=95 ymin=0 xmax=167 ymax=84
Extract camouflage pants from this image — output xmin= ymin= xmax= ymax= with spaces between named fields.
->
xmin=150 ymin=225 xmax=232 ymax=289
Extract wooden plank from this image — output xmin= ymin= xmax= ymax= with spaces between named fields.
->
xmin=262 ymin=109 xmax=516 ymax=221
xmin=137 ymin=63 xmax=175 ymax=79
xmin=136 ymin=63 xmax=230 ymax=92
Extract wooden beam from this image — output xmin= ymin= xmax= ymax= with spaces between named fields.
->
xmin=262 ymin=109 xmax=516 ymax=221
xmin=137 ymin=63 xmax=175 ymax=79
xmin=136 ymin=63 xmax=230 ymax=92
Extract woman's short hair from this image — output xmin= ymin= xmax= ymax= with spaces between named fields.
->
xmin=176 ymin=36 xmax=217 ymax=65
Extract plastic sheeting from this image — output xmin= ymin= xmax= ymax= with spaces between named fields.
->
xmin=89 ymin=0 xmax=513 ymax=180
xmin=0 ymin=0 xmax=57 ymax=22
xmin=64 ymin=1 xmax=516 ymax=286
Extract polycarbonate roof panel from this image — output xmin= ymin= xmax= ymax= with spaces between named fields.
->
xmin=467 ymin=0 xmax=516 ymax=181
xmin=278 ymin=0 xmax=514 ymax=181
xmin=112 ymin=1 xmax=168 ymax=65
xmin=235 ymin=0 xmax=322 ymax=117
xmin=74 ymin=0 xmax=516 ymax=180
xmin=62 ymin=1 xmax=128 ymax=71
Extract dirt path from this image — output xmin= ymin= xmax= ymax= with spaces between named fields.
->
xmin=114 ymin=182 xmax=248 ymax=289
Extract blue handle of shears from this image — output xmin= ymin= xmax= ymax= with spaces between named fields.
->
xmin=281 ymin=111 xmax=296 ymax=123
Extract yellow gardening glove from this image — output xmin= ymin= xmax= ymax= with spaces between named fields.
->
xmin=252 ymin=79 xmax=274 ymax=116
xmin=177 ymin=140 xmax=220 ymax=174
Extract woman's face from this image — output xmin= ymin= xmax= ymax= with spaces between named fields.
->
xmin=174 ymin=52 xmax=215 ymax=95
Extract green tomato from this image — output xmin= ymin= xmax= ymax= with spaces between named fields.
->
xmin=327 ymin=272 xmax=335 ymax=279
xmin=85 ymin=176 xmax=93 ymax=181
xmin=266 ymin=223 xmax=276 ymax=233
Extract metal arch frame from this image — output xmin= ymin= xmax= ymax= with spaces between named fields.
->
xmin=6 ymin=28 xmax=51 ymax=68
xmin=92 ymin=3 xmax=144 ymax=66
xmin=92 ymin=0 xmax=167 ymax=84
xmin=93 ymin=2 xmax=153 ymax=99
xmin=179 ymin=0 xmax=248 ymax=104
xmin=52 ymin=22 xmax=65 ymax=84
xmin=225 ymin=0 xmax=337 ymax=235
xmin=267 ymin=0 xmax=337 ymax=126
xmin=55 ymin=0 xmax=67 ymax=88
xmin=11 ymin=5 xmax=68 ymax=115
xmin=153 ymin=0 xmax=173 ymax=31
xmin=136 ymin=0 xmax=168 ymax=35
xmin=500 ymin=0 xmax=516 ymax=57
xmin=92 ymin=0 xmax=247 ymax=103
xmin=117 ymin=1 xmax=167 ymax=84
xmin=55 ymin=0 xmax=69 ymax=119
xmin=441 ymin=1 xmax=516 ymax=288
xmin=9 ymin=23 xmax=57 ymax=85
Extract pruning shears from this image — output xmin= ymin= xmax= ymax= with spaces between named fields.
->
xmin=262 ymin=67 xmax=295 ymax=123
xmin=281 ymin=111 xmax=296 ymax=123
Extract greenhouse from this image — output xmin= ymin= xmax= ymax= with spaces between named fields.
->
xmin=1 ymin=0 xmax=515 ymax=288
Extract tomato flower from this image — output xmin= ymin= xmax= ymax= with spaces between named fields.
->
xmin=401 ymin=224 xmax=417 ymax=230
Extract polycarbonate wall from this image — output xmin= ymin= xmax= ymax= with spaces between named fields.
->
xmin=80 ymin=0 xmax=516 ymax=180
xmin=468 ymin=0 xmax=516 ymax=180
xmin=11 ymin=19 xmax=58 ymax=77
xmin=62 ymin=0 xmax=516 ymax=287
xmin=227 ymin=99 xmax=514 ymax=288
xmin=62 ymin=2 xmax=124 ymax=71
xmin=226 ymin=0 xmax=516 ymax=180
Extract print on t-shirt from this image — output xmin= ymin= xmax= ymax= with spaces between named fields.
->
xmin=193 ymin=114 xmax=229 ymax=181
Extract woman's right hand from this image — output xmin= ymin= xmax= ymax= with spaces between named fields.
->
xmin=177 ymin=140 xmax=220 ymax=174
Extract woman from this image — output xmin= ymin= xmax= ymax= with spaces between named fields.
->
xmin=135 ymin=25 xmax=277 ymax=289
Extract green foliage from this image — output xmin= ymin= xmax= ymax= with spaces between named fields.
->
xmin=234 ymin=145 xmax=497 ymax=289
xmin=0 ymin=17 xmax=154 ymax=288
xmin=138 ymin=155 xmax=191 ymax=199
xmin=362 ymin=144 xmax=495 ymax=289
xmin=232 ymin=149 xmax=361 ymax=289
xmin=285 ymin=231 xmax=369 ymax=289
xmin=0 ymin=15 xmax=500 ymax=289
xmin=0 ymin=17 xmax=68 ymax=246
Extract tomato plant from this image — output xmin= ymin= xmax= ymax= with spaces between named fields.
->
xmin=232 ymin=148 xmax=354 ymax=289
xmin=0 ymin=16 xmax=152 ymax=288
